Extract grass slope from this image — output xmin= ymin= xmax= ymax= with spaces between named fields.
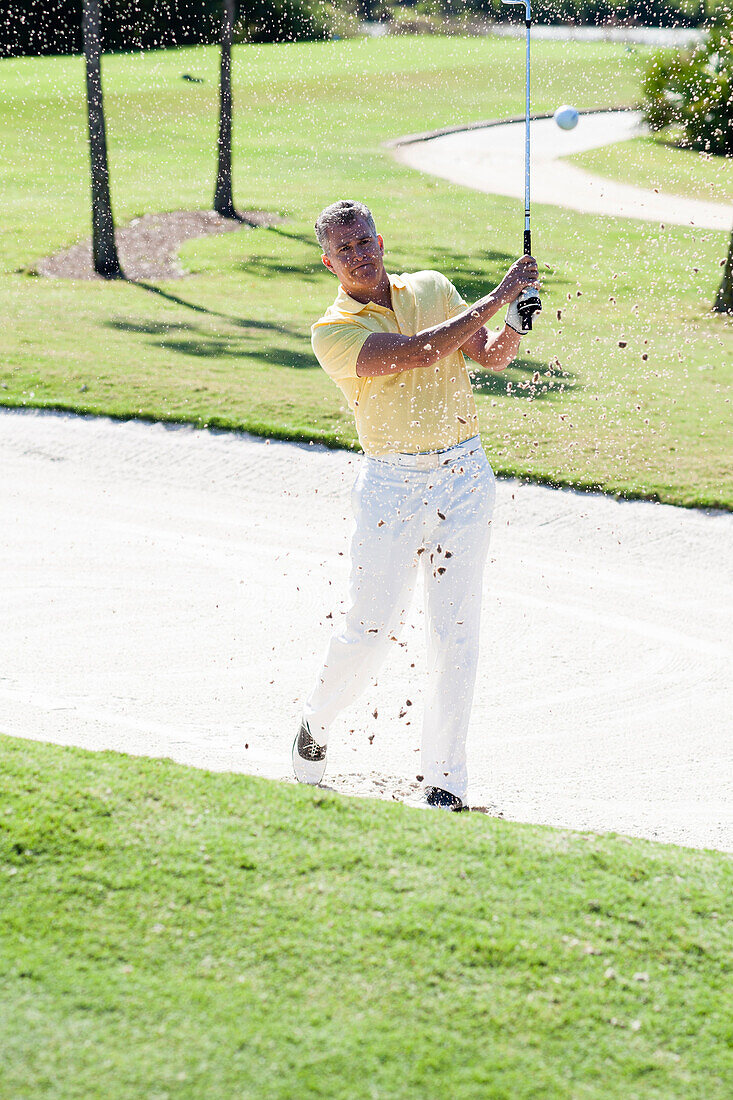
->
xmin=1 ymin=734 xmax=731 ymax=1099
xmin=566 ymin=133 xmax=733 ymax=206
xmin=1 ymin=39 xmax=731 ymax=508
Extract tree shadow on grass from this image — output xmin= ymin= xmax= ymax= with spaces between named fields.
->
xmin=162 ymin=336 xmax=315 ymax=370
xmin=469 ymin=356 xmax=576 ymax=402
xmin=403 ymin=245 xmax=570 ymax=306
xmin=132 ymin=283 xmax=222 ymax=317
xmin=233 ymin=256 xmax=325 ymax=281
xmin=112 ymin=313 xmax=306 ymax=341
xmin=117 ymin=243 xmax=573 ymax=386
xmin=105 ymin=313 xmax=318 ymax=370
xmin=105 ymin=311 xmax=575 ymax=395
xmin=231 ymin=228 xmax=572 ymax=301
xmin=265 ymin=225 xmax=325 ymax=251
xmin=129 ymin=281 xmax=307 ymax=338
xmin=134 ymin=233 xmax=570 ymax=324
xmin=111 ymin=279 xmax=320 ymax=369
xmin=249 ymin=225 xmax=567 ymax=302
xmin=231 ymin=243 xmax=558 ymax=295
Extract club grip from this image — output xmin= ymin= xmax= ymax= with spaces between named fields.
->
xmin=524 ymin=229 xmax=531 ymax=256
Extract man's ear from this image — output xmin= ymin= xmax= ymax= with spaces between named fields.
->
xmin=377 ymin=235 xmax=384 ymax=255
xmin=322 ymin=253 xmax=335 ymax=275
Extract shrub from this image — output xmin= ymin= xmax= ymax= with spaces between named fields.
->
xmin=641 ymin=10 xmax=733 ymax=155
xmin=234 ymin=0 xmax=355 ymax=43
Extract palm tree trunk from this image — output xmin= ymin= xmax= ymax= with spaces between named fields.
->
xmin=82 ymin=0 xmax=123 ymax=279
xmin=714 ymin=227 xmax=733 ymax=313
xmin=214 ymin=0 xmax=237 ymax=219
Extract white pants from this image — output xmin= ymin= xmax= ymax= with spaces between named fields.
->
xmin=303 ymin=435 xmax=495 ymax=800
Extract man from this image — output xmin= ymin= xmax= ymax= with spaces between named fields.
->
xmin=293 ymin=199 xmax=539 ymax=810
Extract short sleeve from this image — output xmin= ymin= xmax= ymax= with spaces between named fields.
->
xmin=443 ymin=276 xmax=468 ymax=320
xmin=311 ymin=320 xmax=371 ymax=384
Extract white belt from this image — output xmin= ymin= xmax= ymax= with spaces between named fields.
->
xmin=369 ymin=435 xmax=482 ymax=471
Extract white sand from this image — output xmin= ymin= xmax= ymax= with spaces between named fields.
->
xmin=2 ymin=408 xmax=731 ymax=850
xmin=393 ymin=111 xmax=732 ymax=232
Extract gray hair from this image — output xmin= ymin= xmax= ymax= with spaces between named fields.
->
xmin=314 ymin=200 xmax=377 ymax=252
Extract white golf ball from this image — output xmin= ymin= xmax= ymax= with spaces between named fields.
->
xmin=554 ymin=105 xmax=579 ymax=131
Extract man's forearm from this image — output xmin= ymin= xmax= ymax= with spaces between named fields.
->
xmin=464 ymin=325 xmax=522 ymax=372
xmin=355 ymin=291 xmax=506 ymax=378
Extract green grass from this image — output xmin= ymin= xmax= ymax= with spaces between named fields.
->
xmin=1 ymin=734 xmax=731 ymax=1100
xmin=1 ymin=38 xmax=731 ymax=509
xmin=566 ymin=133 xmax=733 ymax=205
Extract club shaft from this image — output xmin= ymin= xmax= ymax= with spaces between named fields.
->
xmin=524 ymin=17 xmax=531 ymax=255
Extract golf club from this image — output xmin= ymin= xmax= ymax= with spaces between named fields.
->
xmin=502 ymin=0 xmax=542 ymax=331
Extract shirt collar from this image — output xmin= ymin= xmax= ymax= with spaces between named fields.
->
xmin=334 ymin=273 xmax=407 ymax=314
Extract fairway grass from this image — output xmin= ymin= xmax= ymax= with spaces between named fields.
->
xmin=1 ymin=735 xmax=731 ymax=1100
xmin=1 ymin=38 xmax=731 ymax=509
xmin=566 ymin=134 xmax=733 ymax=206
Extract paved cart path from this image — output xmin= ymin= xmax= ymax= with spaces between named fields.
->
xmin=393 ymin=110 xmax=732 ymax=231
xmin=2 ymin=409 xmax=731 ymax=850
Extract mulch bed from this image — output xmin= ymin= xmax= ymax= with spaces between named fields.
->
xmin=34 ymin=209 xmax=283 ymax=281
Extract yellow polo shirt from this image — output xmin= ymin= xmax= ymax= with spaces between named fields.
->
xmin=311 ymin=270 xmax=480 ymax=456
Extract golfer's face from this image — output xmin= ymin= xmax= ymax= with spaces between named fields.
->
xmin=322 ymin=217 xmax=385 ymax=295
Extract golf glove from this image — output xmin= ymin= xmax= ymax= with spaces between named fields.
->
xmin=506 ymin=288 xmax=542 ymax=334
xmin=505 ymin=297 xmax=524 ymax=334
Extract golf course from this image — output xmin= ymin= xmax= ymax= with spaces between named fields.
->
xmin=1 ymin=30 xmax=732 ymax=1100
xmin=0 ymin=733 xmax=730 ymax=1098
xmin=2 ymin=35 xmax=731 ymax=507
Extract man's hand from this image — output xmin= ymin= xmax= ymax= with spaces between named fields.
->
xmin=355 ymin=259 xmax=540 ymax=378
xmin=496 ymin=255 xmax=540 ymax=307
